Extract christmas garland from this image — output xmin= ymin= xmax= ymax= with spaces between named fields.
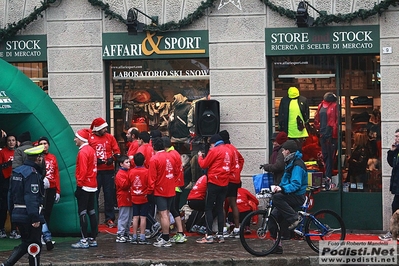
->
xmin=0 ymin=0 xmax=398 ymax=41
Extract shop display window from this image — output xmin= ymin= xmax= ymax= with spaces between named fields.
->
xmin=108 ymin=58 xmax=209 ymax=155
xmin=271 ymin=55 xmax=381 ymax=193
xmin=12 ymin=62 xmax=48 ymax=92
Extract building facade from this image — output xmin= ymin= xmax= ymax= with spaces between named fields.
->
xmin=0 ymin=0 xmax=398 ymax=231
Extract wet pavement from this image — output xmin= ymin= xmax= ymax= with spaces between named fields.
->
xmin=1 ymin=231 xmax=395 ymax=266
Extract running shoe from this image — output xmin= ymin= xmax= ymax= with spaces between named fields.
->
xmin=379 ymin=231 xmax=392 ymax=241
xmin=228 ymin=229 xmax=240 ymax=239
xmin=196 ymin=235 xmax=213 ymax=244
xmin=153 ymin=238 xmax=172 ymax=247
xmin=170 ymin=233 xmax=187 ymax=243
xmin=216 ymin=235 xmax=225 ymax=243
xmin=138 ymin=238 xmax=151 ymax=245
xmin=88 ymin=237 xmax=98 ymax=247
xmin=71 ymin=239 xmax=89 ymax=249
xmin=0 ymin=229 xmax=7 ymax=238
xmin=131 ymin=236 xmax=138 ymax=244
xmin=116 ymin=235 xmax=127 ymax=243
xmin=9 ymin=230 xmax=21 ymax=239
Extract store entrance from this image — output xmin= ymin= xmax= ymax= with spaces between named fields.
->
xmin=270 ymin=55 xmax=382 ymax=230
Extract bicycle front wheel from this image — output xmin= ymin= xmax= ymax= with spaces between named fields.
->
xmin=305 ymin=209 xmax=346 ymax=253
xmin=239 ymin=209 xmax=281 ymax=256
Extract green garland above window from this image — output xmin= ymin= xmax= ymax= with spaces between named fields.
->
xmin=0 ymin=0 xmax=398 ymax=41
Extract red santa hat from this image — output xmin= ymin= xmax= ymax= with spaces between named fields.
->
xmin=75 ymin=128 xmax=91 ymax=142
xmin=90 ymin=117 xmax=108 ymax=132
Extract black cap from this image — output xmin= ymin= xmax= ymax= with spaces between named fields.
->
xmin=209 ymin=134 xmax=222 ymax=144
xmin=281 ymin=140 xmax=298 ymax=153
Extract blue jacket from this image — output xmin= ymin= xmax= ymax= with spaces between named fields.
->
xmin=279 ymin=151 xmax=308 ymax=195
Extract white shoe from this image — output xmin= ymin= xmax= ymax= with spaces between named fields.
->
xmin=379 ymin=231 xmax=392 ymax=241
xmin=153 ymin=238 xmax=172 ymax=247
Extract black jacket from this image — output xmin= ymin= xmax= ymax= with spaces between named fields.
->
xmin=278 ymin=95 xmax=309 ymax=133
xmin=387 ymin=148 xmax=399 ymax=195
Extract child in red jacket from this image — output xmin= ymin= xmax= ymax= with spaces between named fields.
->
xmin=115 ymin=155 xmax=133 ymax=243
xmin=129 ymin=152 xmax=151 ymax=245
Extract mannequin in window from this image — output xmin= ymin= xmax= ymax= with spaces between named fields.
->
xmin=278 ymin=86 xmax=309 ymax=150
xmin=168 ymin=93 xmax=191 ymax=144
xmin=314 ymin=92 xmax=338 ymax=190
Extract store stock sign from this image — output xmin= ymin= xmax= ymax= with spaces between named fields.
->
xmin=265 ymin=25 xmax=379 ymax=56
xmin=0 ymin=35 xmax=47 ymax=62
xmin=103 ymin=30 xmax=208 ymax=59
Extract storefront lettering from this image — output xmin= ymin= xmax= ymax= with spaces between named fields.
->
xmin=102 ymin=44 xmax=142 ymax=57
xmin=142 ymin=32 xmax=205 ymax=55
xmin=265 ymin=26 xmax=379 ymax=55
xmin=271 ymin=32 xmax=309 ymax=43
xmin=332 ymin=31 xmax=372 ymax=42
xmin=113 ymin=69 xmax=209 ymax=78
xmin=6 ymin=40 xmax=41 ymax=50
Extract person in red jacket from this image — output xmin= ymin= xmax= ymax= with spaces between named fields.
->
xmin=88 ymin=117 xmax=121 ymax=228
xmin=162 ymin=136 xmax=186 ymax=244
xmin=129 ymin=152 xmax=151 ymax=245
xmin=314 ymin=92 xmax=338 ymax=190
xmin=148 ymin=137 xmax=179 ymax=247
xmin=136 ymin=131 xmax=154 ymax=169
xmin=126 ymin=127 xmax=140 ymax=165
xmin=0 ymin=134 xmax=19 ymax=239
xmin=37 ymin=136 xmax=60 ymax=250
xmin=227 ymin=188 xmax=259 ymax=230
xmin=196 ymin=134 xmax=234 ymax=244
xmin=114 ymin=155 xmax=133 ymax=243
xmin=219 ymin=130 xmax=244 ymax=238
xmin=71 ymin=128 xmax=99 ymax=249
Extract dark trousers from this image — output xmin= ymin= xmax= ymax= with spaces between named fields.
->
xmin=320 ymin=137 xmax=337 ymax=178
xmin=392 ymin=195 xmax=399 ymax=214
xmin=2 ymin=222 xmax=42 ymax=266
xmin=75 ymin=187 xmax=98 ymax=240
xmin=96 ymin=170 xmax=115 ymax=222
xmin=43 ymin=187 xmax=56 ymax=224
xmin=204 ymin=183 xmax=228 ymax=235
xmin=269 ymin=192 xmax=305 ymax=238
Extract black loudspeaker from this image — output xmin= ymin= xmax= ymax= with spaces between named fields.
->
xmin=195 ymin=100 xmax=220 ymax=137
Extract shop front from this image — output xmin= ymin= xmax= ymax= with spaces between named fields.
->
xmin=266 ymin=25 xmax=381 ymax=230
xmin=102 ymin=30 xmax=209 ymax=194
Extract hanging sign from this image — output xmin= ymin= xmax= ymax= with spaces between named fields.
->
xmin=265 ymin=25 xmax=379 ymax=56
xmin=103 ymin=30 xmax=209 ymax=59
xmin=0 ymin=35 xmax=47 ymax=62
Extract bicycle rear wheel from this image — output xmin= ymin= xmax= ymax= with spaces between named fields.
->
xmin=239 ymin=209 xmax=281 ymax=256
xmin=304 ymin=209 xmax=346 ymax=253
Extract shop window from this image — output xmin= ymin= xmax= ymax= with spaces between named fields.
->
xmin=12 ymin=62 xmax=48 ymax=92
xmin=109 ymin=58 xmax=209 ymax=155
xmin=271 ymin=55 xmax=381 ymax=193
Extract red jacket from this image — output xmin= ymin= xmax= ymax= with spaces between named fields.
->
xmin=136 ymin=143 xmax=154 ymax=169
xmin=43 ymin=153 xmax=61 ymax=194
xmin=166 ymin=147 xmax=184 ymax=187
xmin=129 ymin=166 xmax=149 ymax=204
xmin=127 ymin=139 xmax=139 ymax=165
xmin=88 ymin=132 xmax=120 ymax=171
xmin=198 ymin=143 xmax=233 ymax=187
xmin=225 ymin=143 xmax=244 ymax=184
xmin=314 ymin=100 xmax=338 ymax=139
xmin=0 ymin=148 xmax=14 ymax=178
xmin=187 ymin=175 xmax=207 ymax=200
xmin=115 ymin=168 xmax=132 ymax=207
xmin=75 ymin=143 xmax=97 ymax=190
xmin=147 ymin=150 xmax=178 ymax=197
xmin=235 ymin=188 xmax=259 ymax=213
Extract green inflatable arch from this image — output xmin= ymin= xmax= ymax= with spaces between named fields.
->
xmin=0 ymin=58 xmax=79 ymax=234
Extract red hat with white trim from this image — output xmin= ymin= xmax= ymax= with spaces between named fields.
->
xmin=75 ymin=128 xmax=91 ymax=142
xmin=90 ymin=117 xmax=108 ymax=132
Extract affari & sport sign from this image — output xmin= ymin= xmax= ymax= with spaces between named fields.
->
xmin=103 ymin=30 xmax=209 ymax=59
xmin=0 ymin=35 xmax=47 ymax=62
xmin=265 ymin=25 xmax=379 ymax=56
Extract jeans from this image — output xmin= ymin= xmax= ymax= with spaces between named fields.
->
xmin=96 ymin=170 xmax=115 ymax=222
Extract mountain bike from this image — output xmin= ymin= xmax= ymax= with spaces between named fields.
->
xmin=239 ymin=186 xmax=346 ymax=256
